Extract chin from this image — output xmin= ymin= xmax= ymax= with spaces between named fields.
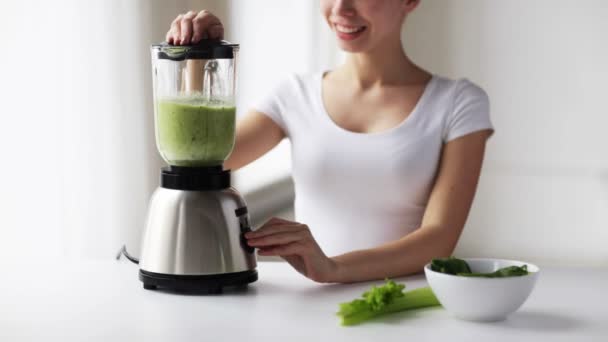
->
xmin=336 ymin=40 xmax=371 ymax=53
xmin=338 ymin=44 xmax=363 ymax=53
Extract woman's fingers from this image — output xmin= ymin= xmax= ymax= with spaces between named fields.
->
xmin=166 ymin=10 xmax=224 ymax=45
xmin=166 ymin=14 xmax=183 ymax=45
xmin=192 ymin=10 xmax=224 ymax=42
xmin=251 ymin=217 xmax=295 ymax=231
xmin=247 ymin=220 xmax=307 ymax=239
xmin=247 ymin=230 xmax=307 ymax=247
xmin=179 ymin=11 xmax=197 ymax=45
xmin=263 ymin=216 xmax=301 ymax=229
xmin=258 ymin=242 xmax=304 ymax=256
xmin=208 ymin=23 xmax=224 ymax=40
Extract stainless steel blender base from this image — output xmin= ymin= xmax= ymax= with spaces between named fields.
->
xmin=139 ymin=186 xmax=257 ymax=276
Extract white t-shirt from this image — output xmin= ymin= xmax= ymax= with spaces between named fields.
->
xmin=253 ymin=72 xmax=494 ymax=257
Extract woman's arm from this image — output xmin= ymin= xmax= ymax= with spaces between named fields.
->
xmin=328 ymin=129 xmax=492 ymax=283
xmin=225 ymin=110 xmax=285 ymax=171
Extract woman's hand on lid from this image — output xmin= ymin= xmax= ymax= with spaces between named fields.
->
xmin=166 ymin=10 xmax=224 ymax=45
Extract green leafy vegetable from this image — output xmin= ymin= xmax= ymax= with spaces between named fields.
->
xmin=457 ymin=265 xmax=529 ymax=278
xmin=430 ymin=257 xmax=472 ymax=275
xmin=337 ymin=279 xmax=441 ymax=326
xmin=431 ymin=257 xmax=529 ymax=278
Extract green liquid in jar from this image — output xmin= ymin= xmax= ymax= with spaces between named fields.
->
xmin=156 ymin=98 xmax=236 ymax=167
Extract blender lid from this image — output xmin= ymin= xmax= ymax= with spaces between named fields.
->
xmin=152 ymin=40 xmax=239 ymax=61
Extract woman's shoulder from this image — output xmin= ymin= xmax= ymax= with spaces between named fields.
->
xmin=272 ymin=71 xmax=323 ymax=86
xmin=429 ymin=75 xmax=493 ymax=141
xmin=263 ymin=71 xmax=322 ymax=98
xmin=254 ymin=71 xmax=323 ymax=115
xmin=431 ymin=74 xmax=489 ymax=105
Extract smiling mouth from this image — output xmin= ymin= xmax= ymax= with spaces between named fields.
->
xmin=335 ymin=24 xmax=367 ymax=34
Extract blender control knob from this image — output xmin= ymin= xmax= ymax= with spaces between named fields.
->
xmin=235 ymin=207 xmax=255 ymax=254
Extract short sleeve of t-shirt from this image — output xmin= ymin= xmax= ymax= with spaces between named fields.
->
xmin=251 ymin=76 xmax=294 ymax=137
xmin=443 ymin=79 xmax=494 ymax=142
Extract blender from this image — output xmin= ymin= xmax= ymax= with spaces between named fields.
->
xmin=137 ymin=40 xmax=257 ymax=293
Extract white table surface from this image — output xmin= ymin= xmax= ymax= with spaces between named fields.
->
xmin=1 ymin=260 xmax=606 ymax=342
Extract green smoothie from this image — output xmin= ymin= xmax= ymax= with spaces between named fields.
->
xmin=156 ymin=97 xmax=236 ymax=166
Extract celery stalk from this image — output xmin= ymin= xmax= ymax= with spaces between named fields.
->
xmin=337 ymin=280 xmax=441 ymax=326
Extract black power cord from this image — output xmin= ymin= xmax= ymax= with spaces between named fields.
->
xmin=116 ymin=244 xmax=139 ymax=264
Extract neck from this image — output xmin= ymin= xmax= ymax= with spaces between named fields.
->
xmin=338 ymin=35 xmax=425 ymax=88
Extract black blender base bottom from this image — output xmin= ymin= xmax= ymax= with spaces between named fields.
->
xmin=139 ymin=269 xmax=258 ymax=294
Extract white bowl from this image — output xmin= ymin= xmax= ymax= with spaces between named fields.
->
xmin=424 ymin=258 xmax=539 ymax=322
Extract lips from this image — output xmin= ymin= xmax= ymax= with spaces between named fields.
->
xmin=333 ymin=23 xmax=367 ymax=41
xmin=335 ymin=24 xmax=366 ymax=34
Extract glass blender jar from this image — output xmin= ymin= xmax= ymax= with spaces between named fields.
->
xmin=151 ymin=40 xmax=238 ymax=167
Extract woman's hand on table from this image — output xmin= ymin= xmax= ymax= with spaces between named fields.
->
xmin=245 ymin=217 xmax=338 ymax=283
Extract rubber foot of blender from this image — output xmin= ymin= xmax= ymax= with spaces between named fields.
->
xmin=138 ymin=268 xmax=257 ymax=294
xmin=143 ymin=283 xmax=158 ymax=290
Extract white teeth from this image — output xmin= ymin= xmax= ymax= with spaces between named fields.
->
xmin=336 ymin=24 xmax=364 ymax=34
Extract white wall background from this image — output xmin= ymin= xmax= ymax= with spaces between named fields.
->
xmin=403 ymin=0 xmax=608 ymax=266
xmin=0 ymin=0 xmax=228 ymax=261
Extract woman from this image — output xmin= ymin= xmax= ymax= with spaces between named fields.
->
xmin=166 ymin=0 xmax=493 ymax=284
